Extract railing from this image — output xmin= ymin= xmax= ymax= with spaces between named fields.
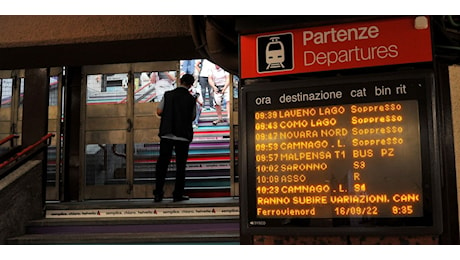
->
xmin=0 ymin=135 xmax=21 ymax=162
xmin=117 ymin=82 xmax=155 ymax=104
xmin=0 ymin=134 xmax=19 ymax=146
xmin=0 ymin=133 xmax=54 ymax=176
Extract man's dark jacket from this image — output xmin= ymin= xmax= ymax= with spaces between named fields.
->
xmin=158 ymin=87 xmax=196 ymax=142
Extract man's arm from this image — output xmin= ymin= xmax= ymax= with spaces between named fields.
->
xmin=157 ymin=97 xmax=164 ymax=116
xmin=222 ymin=73 xmax=231 ymax=93
xmin=195 ymin=60 xmax=202 ymax=75
xmin=208 ymin=74 xmax=219 ymax=93
xmin=192 ymin=103 xmax=196 ymax=121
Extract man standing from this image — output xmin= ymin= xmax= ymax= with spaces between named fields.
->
xmin=154 ymin=74 xmax=196 ymax=202
xmin=196 ymin=59 xmax=215 ymax=110
xmin=208 ymin=64 xmax=230 ymax=125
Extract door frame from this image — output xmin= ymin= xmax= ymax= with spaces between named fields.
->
xmin=46 ymin=67 xmax=64 ymax=201
xmin=80 ymin=61 xmax=179 ymax=200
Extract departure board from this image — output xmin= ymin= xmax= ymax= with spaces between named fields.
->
xmin=241 ymin=70 xmax=442 ymax=235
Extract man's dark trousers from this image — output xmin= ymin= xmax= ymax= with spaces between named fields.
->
xmin=154 ymin=138 xmax=190 ymax=198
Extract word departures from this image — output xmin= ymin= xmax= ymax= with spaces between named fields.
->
xmin=253 ymin=101 xmax=423 ymax=218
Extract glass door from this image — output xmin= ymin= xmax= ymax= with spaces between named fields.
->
xmin=1 ymin=69 xmax=64 ymax=201
xmin=0 ymin=70 xmax=23 ymax=154
xmin=81 ymin=62 xmax=178 ymax=199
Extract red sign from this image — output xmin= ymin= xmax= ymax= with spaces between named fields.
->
xmin=240 ymin=16 xmax=432 ymax=79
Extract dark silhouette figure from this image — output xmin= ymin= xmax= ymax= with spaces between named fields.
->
xmin=153 ymin=74 xmax=196 ymax=202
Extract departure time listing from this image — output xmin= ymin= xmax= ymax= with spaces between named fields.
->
xmin=253 ymin=101 xmax=423 ymax=218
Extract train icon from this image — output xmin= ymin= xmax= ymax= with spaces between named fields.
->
xmin=265 ymin=37 xmax=285 ymax=70
xmin=257 ymin=33 xmax=293 ymax=74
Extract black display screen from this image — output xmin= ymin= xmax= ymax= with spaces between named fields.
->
xmin=240 ymin=70 xmax=442 ymax=235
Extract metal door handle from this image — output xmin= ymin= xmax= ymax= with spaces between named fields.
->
xmin=126 ymin=118 xmax=133 ymax=132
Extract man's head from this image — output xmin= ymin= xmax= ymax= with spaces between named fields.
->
xmin=180 ymin=74 xmax=195 ymax=88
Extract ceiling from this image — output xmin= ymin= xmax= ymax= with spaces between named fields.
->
xmin=0 ymin=15 xmax=458 ymax=76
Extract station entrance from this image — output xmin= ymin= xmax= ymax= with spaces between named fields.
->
xmin=78 ymin=61 xmax=238 ymax=201
xmin=1 ymin=60 xmax=239 ymax=202
xmin=1 ymin=68 xmax=63 ymax=201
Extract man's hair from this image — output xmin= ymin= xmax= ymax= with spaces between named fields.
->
xmin=180 ymin=74 xmax=195 ymax=87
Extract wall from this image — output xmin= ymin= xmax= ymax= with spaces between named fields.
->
xmin=0 ymin=160 xmax=43 ymax=244
xmin=0 ymin=15 xmax=190 ymax=48
xmin=449 ymin=65 xmax=460 ymax=230
xmin=0 ymin=15 xmax=199 ymax=69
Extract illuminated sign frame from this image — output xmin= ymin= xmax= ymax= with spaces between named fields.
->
xmin=240 ymin=70 xmax=442 ymax=235
xmin=240 ymin=16 xmax=433 ymax=79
